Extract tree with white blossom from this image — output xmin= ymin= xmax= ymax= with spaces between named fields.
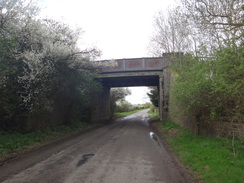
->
xmin=0 ymin=0 xmax=111 ymax=130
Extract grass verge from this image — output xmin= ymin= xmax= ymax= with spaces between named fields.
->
xmin=147 ymin=109 xmax=159 ymax=121
xmin=158 ymin=120 xmax=244 ymax=183
xmin=115 ymin=108 xmax=146 ymax=118
xmin=0 ymin=122 xmax=95 ymax=161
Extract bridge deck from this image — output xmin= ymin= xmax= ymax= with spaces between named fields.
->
xmin=98 ymin=57 xmax=164 ymax=87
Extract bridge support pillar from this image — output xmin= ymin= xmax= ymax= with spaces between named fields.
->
xmin=159 ymin=76 xmax=164 ymax=121
xmin=91 ymin=86 xmax=111 ymax=122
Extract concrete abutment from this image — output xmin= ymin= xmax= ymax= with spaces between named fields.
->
xmin=91 ymin=86 xmax=111 ymax=122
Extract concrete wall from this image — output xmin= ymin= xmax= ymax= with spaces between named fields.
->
xmin=91 ymin=86 xmax=111 ymax=122
xmin=161 ymin=68 xmax=171 ymax=120
xmin=160 ymin=53 xmax=181 ymax=121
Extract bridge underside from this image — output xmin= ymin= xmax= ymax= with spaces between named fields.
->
xmin=92 ymin=72 xmax=164 ymax=122
xmin=100 ymin=75 xmax=160 ymax=87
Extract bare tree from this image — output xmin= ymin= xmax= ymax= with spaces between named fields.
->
xmin=149 ymin=7 xmax=195 ymax=56
xmin=149 ymin=0 xmax=243 ymax=56
xmin=181 ymin=0 xmax=244 ymax=47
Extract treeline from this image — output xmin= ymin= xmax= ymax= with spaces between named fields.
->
xmin=110 ymin=88 xmax=150 ymax=116
xmin=0 ymin=0 xmax=107 ymax=131
xmin=149 ymin=0 xmax=244 ymax=136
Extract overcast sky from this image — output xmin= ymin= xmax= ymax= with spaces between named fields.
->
xmin=39 ymin=0 xmax=176 ymax=104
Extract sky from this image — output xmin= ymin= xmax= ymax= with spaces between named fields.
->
xmin=125 ymin=87 xmax=150 ymax=104
xmin=39 ymin=0 xmax=176 ymax=104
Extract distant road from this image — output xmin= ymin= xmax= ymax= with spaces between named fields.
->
xmin=0 ymin=109 xmax=190 ymax=183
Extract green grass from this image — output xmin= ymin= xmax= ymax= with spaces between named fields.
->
xmin=0 ymin=122 xmax=93 ymax=157
xmin=151 ymin=115 xmax=160 ymax=120
xmin=147 ymin=110 xmax=157 ymax=115
xmin=160 ymin=120 xmax=244 ymax=183
xmin=147 ymin=109 xmax=159 ymax=120
xmin=115 ymin=108 xmax=146 ymax=118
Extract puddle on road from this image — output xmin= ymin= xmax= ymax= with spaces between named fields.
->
xmin=118 ymin=115 xmax=134 ymax=121
xmin=142 ymin=115 xmax=150 ymax=126
xmin=77 ymin=154 xmax=94 ymax=167
xmin=149 ymin=132 xmax=162 ymax=149
xmin=149 ymin=132 xmax=158 ymax=142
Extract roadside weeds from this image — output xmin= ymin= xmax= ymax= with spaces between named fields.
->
xmin=151 ymin=120 xmax=244 ymax=183
xmin=0 ymin=122 xmax=105 ymax=166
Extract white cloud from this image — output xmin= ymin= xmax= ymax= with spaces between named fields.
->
xmin=125 ymin=87 xmax=150 ymax=104
xmin=38 ymin=0 xmax=175 ymax=104
xmin=39 ymin=0 xmax=175 ymax=59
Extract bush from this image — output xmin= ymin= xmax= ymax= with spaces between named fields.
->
xmin=0 ymin=0 xmax=102 ymax=131
xmin=115 ymin=101 xmax=133 ymax=113
xmin=170 ymin=46 xmax=244 ymax=134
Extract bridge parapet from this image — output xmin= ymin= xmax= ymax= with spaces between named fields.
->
xmin=101 ymin=57 xmax=164 ymax=73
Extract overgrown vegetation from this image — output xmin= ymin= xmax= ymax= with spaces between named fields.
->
xmin=170 ymin=46 xmax=244 ymax=136
xmin=147 ymin=87 xmax=158 ymax=107
xmin=110 ymin=88 xmax=131 ymax=117
xmin=148 ymin=104 xmax=158 ymax=114
xmin=159 ymin=120 xmax=244 ymax=183
xmin=0 ymin=122 xmax=94 ymax=158
xmin=147 ymin=105 xmax=159 ymax=120
xmin=149 ymin=0 xmax=244 ymax=137
xmin=0 ymin=0 xmax=110 ymax=131
xmin=150 ymin=114 xmax=160 ymax=121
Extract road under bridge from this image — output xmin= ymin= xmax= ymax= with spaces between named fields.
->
xmin=92 ymin=53 xmax=178 ymax=122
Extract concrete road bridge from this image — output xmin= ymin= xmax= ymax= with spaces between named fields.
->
xmin=92 ymin=53 xmax=178 ymax=122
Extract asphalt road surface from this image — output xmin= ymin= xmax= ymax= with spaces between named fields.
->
xmin=0 ymin=109 xmax=191 ymax=183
